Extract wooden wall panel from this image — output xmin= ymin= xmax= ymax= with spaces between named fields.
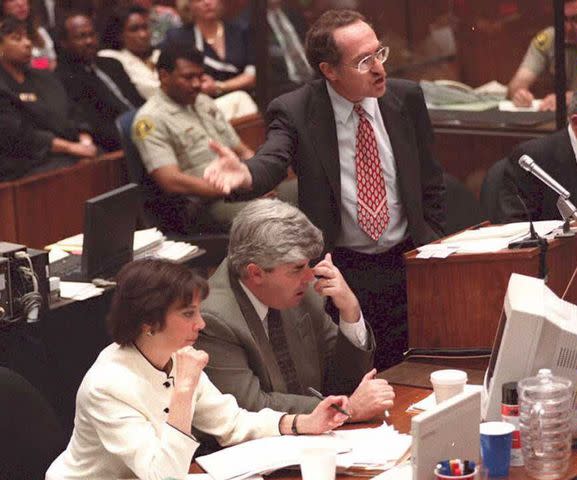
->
xmin=0 ymin=181 xmax=17 ymax=242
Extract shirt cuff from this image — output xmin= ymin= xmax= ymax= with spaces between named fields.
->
xmin=339 ymin=312 xmax=369 ymax=349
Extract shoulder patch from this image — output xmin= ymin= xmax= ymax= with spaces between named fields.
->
xmin=533 ymin=29 xmax=553 ymax=52
xmin=134 ymin=118 xmax=154 ymax=139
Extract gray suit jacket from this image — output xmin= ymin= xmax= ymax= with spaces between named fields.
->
xmin=197 ymin=260 xmax=375 ymax=414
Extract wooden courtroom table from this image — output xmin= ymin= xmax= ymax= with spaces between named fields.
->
xmin=405 ymin=226 xmax=577 ymax=349
xmin=191 ymin=361 xmax=577 ymax=479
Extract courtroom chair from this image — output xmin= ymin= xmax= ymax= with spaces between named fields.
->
xmin=0 ymin=367 xmax=65 ymax=480
xmin=479 ymin=158 xmax=508 ymax=224
xmin=444 ymin=173 xmax=483 ymax=235
xmin=116 ymin=110 xmax=229 ymax=267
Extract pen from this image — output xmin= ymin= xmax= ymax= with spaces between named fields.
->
xmin=307 ymin=387 xmax=351 ymax=417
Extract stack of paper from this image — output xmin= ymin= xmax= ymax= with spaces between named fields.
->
xmin=60 ymin=281 xmax=104 ymax=300
xmin=196 ymin=424 xmax=411 ymax=480
xmin=133 ymin=228 xmax=165 ymax=258
xmin=416 ymin=220 xmax=562 ymax=258
xmin=151 ymin=240 xmax=199 ymax=261
xmin=334 ymin=424 xmax=412 ymax=473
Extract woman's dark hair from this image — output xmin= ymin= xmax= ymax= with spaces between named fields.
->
xmin=99 ymin=4 xmax=148 ymax=50
xmin=107 ymin=259 xmax=209 ymax=345
xmin=0 ymin=0 xmax=44 ymax=47
xmin=0 ymin=15 xmax=26 ymax=40
xmin=305 ymin=9 xmax=366 ymax=78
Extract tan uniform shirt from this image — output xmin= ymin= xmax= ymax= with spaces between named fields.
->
xmin=520 ymin=27 xmax=577 ymax=91
xmin=132 ymin=89 xmax=241 ymax=178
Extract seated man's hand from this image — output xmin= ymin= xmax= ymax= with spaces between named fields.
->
xmin=204 ymin=140 xmax=252 ymax=194
xmin=313 ymin=253 xmax=360 ymax=323
xmin=68 ymin=141 xmax=97 ymax=158
xmin=348 ymin=369 xmax=395 ymax=423
xmin=539 ymin=93 xmax=557 ymax=111
xmin=512 ymin=88 xmax=534 ymax=107
xmin=297 ymin=395 xmax=350 ymax=434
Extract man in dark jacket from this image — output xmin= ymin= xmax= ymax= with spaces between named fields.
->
xmin=55 ymin=12 xmax=144 ymax=151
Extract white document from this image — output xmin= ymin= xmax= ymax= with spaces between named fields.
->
xmin=60 ymin=281 xmax=104 ymax=300
xmin=499 ymin=99 xmax=542 ymax=112
xmin=372 ymin=462 xmax=413 ymax=480
xmin=196 ymin=434 xmax=350 ymax=480
xmin=333 ymin=424 xmax=411 ymax=468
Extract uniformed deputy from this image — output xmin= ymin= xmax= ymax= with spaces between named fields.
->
xmin=0 ymin=16 xmax=97 ymax=180
xmin=132 ymin=41 xmax=295 ymax=231
xmin=507 ymin=0 xmax=577 ymax=111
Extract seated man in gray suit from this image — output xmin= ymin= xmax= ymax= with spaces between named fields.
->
xmin=198 ymin=199 xmax=395 ymax=423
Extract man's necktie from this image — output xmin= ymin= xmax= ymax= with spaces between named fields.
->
xmin=354 ymin=104 xmax=389 ymax=241
xmin=267 ymin=308 xmax=302 ymax=394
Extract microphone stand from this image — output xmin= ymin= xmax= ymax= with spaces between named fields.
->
xmin=508 ymin=195 xmax=548 ymax=280
xmin=555 ymin=196 xmax=577 ymax=238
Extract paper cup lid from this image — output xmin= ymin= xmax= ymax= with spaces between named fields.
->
xmin=480 ymin=421 xmax=515 ymax=436
xmin=430 ymin=369 xmax=468 ymax=385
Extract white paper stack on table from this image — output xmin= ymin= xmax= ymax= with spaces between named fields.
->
xmin=196 ymin=424 xmax=411 ymax=480
xmin=46 ymin=228 xmax=199 ymax=263
xmin=416 ymin=220 xmax=562 ymax=258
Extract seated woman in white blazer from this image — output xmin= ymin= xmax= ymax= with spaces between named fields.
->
xmin=46 ymin=259 xmax=348 ymax=480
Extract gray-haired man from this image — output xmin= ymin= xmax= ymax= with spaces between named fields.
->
xmin=197 ymin=199 xmax=395 ymax=423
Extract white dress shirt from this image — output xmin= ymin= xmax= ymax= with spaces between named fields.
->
xmin=46 ymin=343 xmax=283 ymax=480
xmin=568 ymin=124 xmax=577 ymax=162
xmin=98 ymin=49 xmax=161 ymax=99
xmin=327 ymin=82 xmax=408 ymax=254
xmin=239 ymin=280 xmax=368 ymax=348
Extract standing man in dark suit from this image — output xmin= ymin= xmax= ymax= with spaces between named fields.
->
xmin=498 ymin=91 xmax=577 ymax=222
xmin=55 ymin=12 xmax=144 ymax=151
xmin=204 ymin=9 xmax=446 ymax=370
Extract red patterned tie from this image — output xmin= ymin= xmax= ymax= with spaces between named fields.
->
xmin=354 ymin=104 xmax=389 ymax=241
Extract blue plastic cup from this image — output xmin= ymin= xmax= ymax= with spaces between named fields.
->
xmin=480 ymin=422 xmax=515 ymax=477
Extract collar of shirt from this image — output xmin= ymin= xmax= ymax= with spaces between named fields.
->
xmin=156 ymin=88 xmax=192 ymax=114
xmin=326 ymin=81 xmax=378 ymax=124
xmin=239 ymin=279 xmax=269 ymax=323
xmin=568 ymin=124 xmax=577 ymax=162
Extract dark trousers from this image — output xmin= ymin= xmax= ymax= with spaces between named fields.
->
xmin=332 ymin=238 xmax=413 ymax=371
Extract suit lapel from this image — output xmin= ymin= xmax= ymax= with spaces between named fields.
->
xmin=308 ymin=81 xmax=341 ymax=201
xmin=228 ymin=271 xmax=288 ymax=392
xmin=557 ymin=129 xmax=577 ymax=196
xmin=379 ymin=91 xmax=419 ymax=210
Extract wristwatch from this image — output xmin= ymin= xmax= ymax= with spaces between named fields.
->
xmin=215 ymin=81 xmax=225 ymax=96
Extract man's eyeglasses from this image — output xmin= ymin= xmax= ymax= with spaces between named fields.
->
xmin=353 ymin=46 xmax=389 ymax=73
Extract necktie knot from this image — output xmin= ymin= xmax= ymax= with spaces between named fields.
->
xmin=354 ymin=103 xmax=366 ymax=118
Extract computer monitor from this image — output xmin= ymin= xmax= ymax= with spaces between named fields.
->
xmin=81 ymin=183 xmax=139 ymax=279
xmin=482 ymin=273 xmax=577 ymax=422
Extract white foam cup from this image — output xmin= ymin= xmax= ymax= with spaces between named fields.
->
xmin=430 ymin=369 xmax=468 ymax=404
xmin=300 ymin=447 xmax=336 ymax=480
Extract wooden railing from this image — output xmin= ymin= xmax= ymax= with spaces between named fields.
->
xmin=0 ymin=113 xmax=268 ymax=249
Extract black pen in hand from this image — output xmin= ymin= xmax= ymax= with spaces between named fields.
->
xmin=307 ymin=386 xmax=351 ymax=417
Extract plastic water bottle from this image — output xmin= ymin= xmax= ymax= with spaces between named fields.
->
xmin=518 ymin=369 xmax=573 ymax=479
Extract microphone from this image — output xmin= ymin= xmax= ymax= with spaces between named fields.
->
xmin=518 ymin=155 xmax=570 ymax=199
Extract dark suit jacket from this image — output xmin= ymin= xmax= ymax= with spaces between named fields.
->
xmin=197 ymin=261 xmax=375 ymax=414
xmin=498 ymin=129 xmax=577 ymax=222
xmin=56 ymin=55 xmax=144 ymax=151
xmin=0 ymin=66 xmax=83 ymax=180
xmin=241 ymin=79 xmax=446 ymax=250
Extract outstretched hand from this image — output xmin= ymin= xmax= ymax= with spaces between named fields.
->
xmin=204 ymin=140 xmax=252 ymax=194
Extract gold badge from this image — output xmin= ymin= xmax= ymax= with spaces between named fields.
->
xmin=533 ymin=29 xmax=552 ymax=52
xmin=19 ymin=92 xmax=37 ymax=102
xmin=134 ymin=118 xmax=154 ymax=139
